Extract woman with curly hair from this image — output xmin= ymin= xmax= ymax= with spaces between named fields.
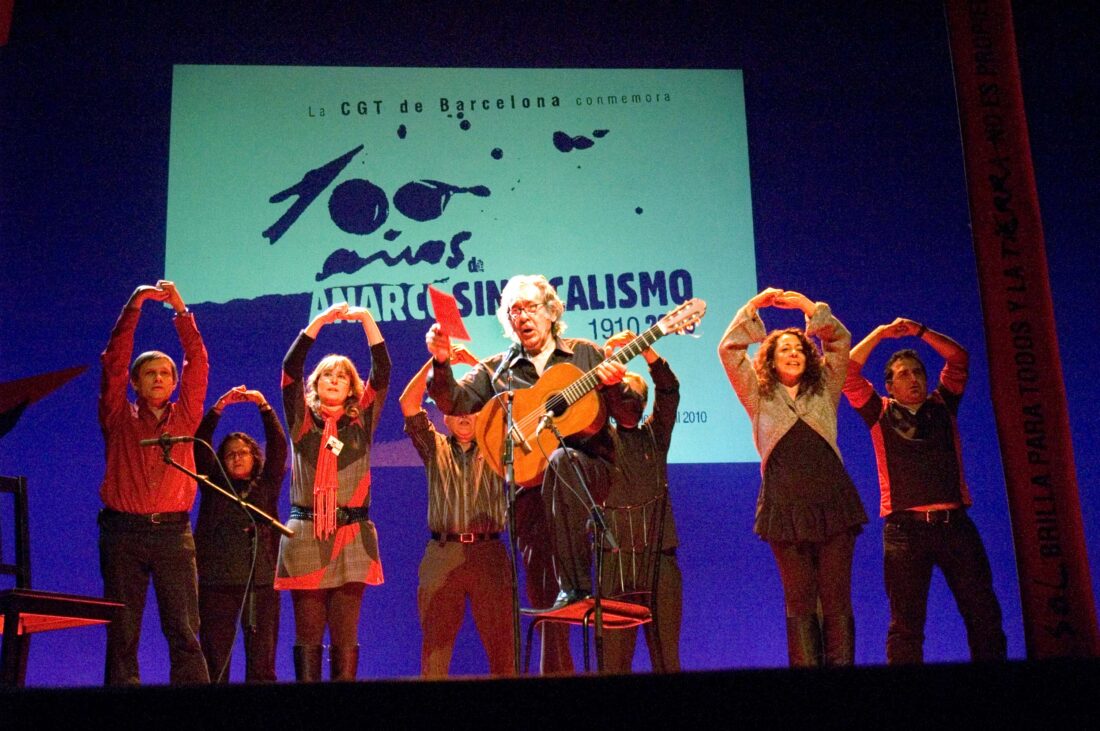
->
xmin=275 ymin=302 xmax=390 ymax=682
xmin=718 ymin=288 xmax=866 ymax=667
xmin=194 ymin=385 xmax=286 ymax=683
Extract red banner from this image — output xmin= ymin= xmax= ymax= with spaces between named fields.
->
xmin=945 ymin=0 xmax=1098 ymax=657
xmin=0 ymin=0 xmax=13 ymax=47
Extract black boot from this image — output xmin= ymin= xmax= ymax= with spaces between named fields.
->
xmin=293 ymin=645 xmax=323 ymax=683
xmin=822 ymin=613 xmax=855 ymax=667
xmin=330 ymin=644 xmax=360 ymax=681
xmin=785 ymin=615 xmax=823 ymax=668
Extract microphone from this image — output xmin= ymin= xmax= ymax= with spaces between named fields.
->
xmin=534 ymin=411 xmax=554 ymax=437
xmin=139 ymin=433 xmax=195 ymax=448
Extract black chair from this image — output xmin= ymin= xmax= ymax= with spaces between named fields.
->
xmin=522 ymin=494 xmax=666 ymax=672
xmin=1 ymin=475 xmax=123 ymax=687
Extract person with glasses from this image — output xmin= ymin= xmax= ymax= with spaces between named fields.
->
xmin=425 ymin=274 xmax=636 ymax=674
xmin=843 ymin=318 xmax=1006 ymax=664
xmin=275 ymin=302 xmax=390 ymax=682
xmin=193 ymin=385 xmax=287 ymax=683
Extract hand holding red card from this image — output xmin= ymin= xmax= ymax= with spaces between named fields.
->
xmin=428 ymin=286 xmax=471 ymax=341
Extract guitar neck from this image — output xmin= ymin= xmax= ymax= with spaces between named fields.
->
xmin=560 ymin=323 xmax=665 ymax=406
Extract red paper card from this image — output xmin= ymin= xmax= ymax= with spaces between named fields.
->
xmin=428 ymin=286 xmax=471 ymax=340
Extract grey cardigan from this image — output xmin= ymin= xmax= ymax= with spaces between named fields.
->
xmin=717 ymin=301 xmax=851 ymax=474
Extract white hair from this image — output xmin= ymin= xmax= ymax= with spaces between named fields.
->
xmin=494 ymin=274 xmax=567 ymax=342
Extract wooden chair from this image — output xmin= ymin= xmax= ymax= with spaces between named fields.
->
xmin=522 ymin=494 xmax=666 ymax=672
xmin=1 ymin=475 xmax=123 ymax=687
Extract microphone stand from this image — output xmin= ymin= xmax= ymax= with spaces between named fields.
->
xmin=542 ymin=420 xmax=616 ymax=671
xmin=156 ymin=441 xmax=294 ymax=538
xmin=502 ymin=369 xmax=522 ymax=675
xmin=157 ymin=439 xmax=291 ymax=683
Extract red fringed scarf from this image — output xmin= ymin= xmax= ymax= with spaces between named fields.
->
xmin=312 ymin=408 xmax=343 ymax=539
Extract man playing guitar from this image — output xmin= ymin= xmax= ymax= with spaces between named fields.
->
xmin=425 ymin=274 xmax=634 ymax=673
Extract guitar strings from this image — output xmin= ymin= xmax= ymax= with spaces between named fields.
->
xmin=508 ymin=321 xmax=679 ymax=438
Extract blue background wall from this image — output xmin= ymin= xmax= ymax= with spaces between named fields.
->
xmin=1 ymin=2 xmax=1096 ymax=684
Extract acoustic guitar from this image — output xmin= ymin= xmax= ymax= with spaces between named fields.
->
xmin=475 ymin=298 xmax=707 ymax=486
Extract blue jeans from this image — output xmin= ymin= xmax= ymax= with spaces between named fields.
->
xmin=883 ymin=510 xmax=1006 ymax=664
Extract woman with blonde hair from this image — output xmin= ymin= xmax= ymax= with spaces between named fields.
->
xmin=718 ymin=288 xmax=866 ymax=667
xmin=275 ymin=302 xmax=390 ymax=681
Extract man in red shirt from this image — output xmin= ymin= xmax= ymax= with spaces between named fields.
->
xmin=97 ymin=281 xmax=210 ymax=685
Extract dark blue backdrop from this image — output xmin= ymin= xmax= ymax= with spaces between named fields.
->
xmin=1 ymin=2 xmax=1096 ymax=685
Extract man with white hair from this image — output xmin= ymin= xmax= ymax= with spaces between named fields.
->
xmin=425 ymin=274 xmax=634 ymax=673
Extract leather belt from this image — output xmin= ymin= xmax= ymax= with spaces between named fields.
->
xmin=430 ymin=531 xmax=502 ymax=544
xmin=887 ymin=508 xmax=965 ymax=525
xmin=290 ymin=505 xmax=370 ymax=526
xmin=99 ymin=508 xmax=190 ymax=527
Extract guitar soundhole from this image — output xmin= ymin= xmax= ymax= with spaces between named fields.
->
xmin=543 ymin=393 xmax=567 ymax=417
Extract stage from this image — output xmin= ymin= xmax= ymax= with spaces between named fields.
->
xmin=3 ymin=660 xmax=1098 ymax=727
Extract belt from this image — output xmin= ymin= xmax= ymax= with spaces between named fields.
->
xmin=99 ymin=508 xmax=190 ymax=526
xmin=290 ymin=505 xmax=370 ymax=526
xmin=430 ymin=531 xmax=502 ymax=544
xmin=887 ymin=507 xmax=965 ymax=525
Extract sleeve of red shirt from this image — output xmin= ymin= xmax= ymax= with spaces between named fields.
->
xmin=98 ymin=305 xmax=141 ymax=431
xmin=173 ymin=311 xmax=209 ymax=431
xmin=843 ymin=360 xmax=887 ymax=428
xmin=939 ymin=348 xmax=969 ymax=397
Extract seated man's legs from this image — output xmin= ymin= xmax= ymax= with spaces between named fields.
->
xmin=540 ymin=447 xmax=611 ymax=596
xmin=516 ymin=488 xmax=573 ymax=673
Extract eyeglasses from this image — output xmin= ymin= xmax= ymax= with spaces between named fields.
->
xmin=224 ymin=449 xmax=252 ymax=460
xmin=507 ymin=302 xmax=545 ymax=320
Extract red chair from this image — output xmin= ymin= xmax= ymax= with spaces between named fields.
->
xmin=521 ymin=494 xmax=667 ymax=672
xmin=1 ymin=475 xmax=124 ymax=687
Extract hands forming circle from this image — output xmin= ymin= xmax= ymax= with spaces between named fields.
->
xmin=217 ymin=385 xmax=267 ymax=408
xmin=883 ymin=317 xmax=921 ymax=339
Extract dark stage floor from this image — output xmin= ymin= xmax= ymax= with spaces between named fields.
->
xmin=3 ymin=659 xmax=1098 ymax=727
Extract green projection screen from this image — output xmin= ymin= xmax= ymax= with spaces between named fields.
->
xmin=166 ymin=66 xmax=758 ymax=463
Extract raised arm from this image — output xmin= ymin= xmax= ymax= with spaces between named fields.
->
xmin=850 ymin=317 xmax=914 ymax=367
xmin=163 ymin=281 xmax=208 ymax=426
xmin=784 ymin=292 xmax=849 ymax=395
xmin=246 ymin=389 xmax=288 ymax=486
xmin=341 ymin=305 xmax=390 ymax=394
xmin=100 ymin=284 xmax=173 ymax=427
xmin=425 ymin=324 xmax=499 ymax=415
xmin=717 ymin=289 xmax=781 ymax=410
xmin=304 ymin=302 xmax=350 ymax=340
xmin=401 ymin=345 xmax=478 ymax=417
xmin=851 ymin=318 xmax=966 ymax=367
xmin=344 ymin=304 xmax=384 ymax=347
